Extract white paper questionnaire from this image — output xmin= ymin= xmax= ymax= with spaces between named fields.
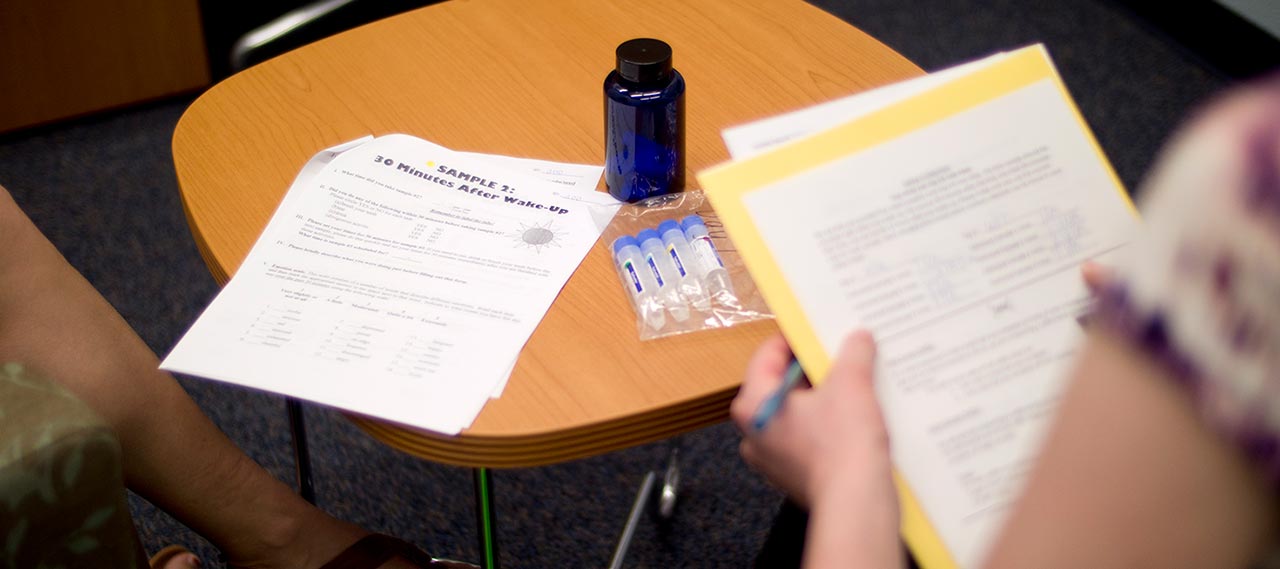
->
xmin=457 ymin=150 xmax=620 ymax=398
xmin=163 ymin=134 xmax=619 ymax=434
xmin=721 ymin=53 xmax=1008 ymax=159
xmin=703 ymin=46 xmax=1138 ymax=568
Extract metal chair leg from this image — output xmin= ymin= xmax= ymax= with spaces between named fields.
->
xmin=473 ymin=468 xmax=500 ymax=569
xmin=286 ymin=398 xmax=316 ymax=504
xmin=608 ymin=471 xmax=657 ymax=569
xmin=657 ymin=447 xmax=681 ymax=520
xmin=609 ymin=441 xmax=685 ymax=567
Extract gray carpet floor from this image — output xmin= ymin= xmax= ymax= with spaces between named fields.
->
xmin=0 ymin=1 xmax=1229 ymax=567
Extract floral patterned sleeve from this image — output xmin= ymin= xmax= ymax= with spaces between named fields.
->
xmin=1092 ymin=76 xmax=1280 ymax=482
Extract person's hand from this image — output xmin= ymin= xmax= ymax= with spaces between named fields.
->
xmin=1081 ymin=260 xmax=1113 ymax=296
xmin=730 ymin=330 xmax=895 ymax=510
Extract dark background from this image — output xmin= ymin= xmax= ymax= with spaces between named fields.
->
xmin=199 ymin=0 xmax=440 ymax=76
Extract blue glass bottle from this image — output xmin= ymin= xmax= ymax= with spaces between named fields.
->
xmin=604 ymin=38 xmax=685 ymax=202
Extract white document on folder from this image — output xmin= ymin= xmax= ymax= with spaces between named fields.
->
xmin=702 ymin=46 xmax=1138 ymax=568
xmin=721 ymin=53 xmax=1008 ymax=159
xmin=163 ymin=134 xmax=618 ymax=434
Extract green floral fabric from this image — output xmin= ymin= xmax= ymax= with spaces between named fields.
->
xmin=0 ymin=363 xmax=145 ymax=568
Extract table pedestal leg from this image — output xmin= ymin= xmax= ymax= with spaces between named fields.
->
xmin=473 ymin=468 xmax=500 ymax=569
xmin=287 ymin=398 xmax=316 ymax=504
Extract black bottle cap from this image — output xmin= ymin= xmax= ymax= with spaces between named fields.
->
xmin=615 ymin=38 xmax=673 ymax=84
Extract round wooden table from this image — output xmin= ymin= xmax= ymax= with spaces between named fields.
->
xmin=172 ymin=0 xmax=921 ymax=469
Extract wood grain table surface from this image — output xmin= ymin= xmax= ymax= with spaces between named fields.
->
xmin=172 ymin=0 xmax=921 ymax=467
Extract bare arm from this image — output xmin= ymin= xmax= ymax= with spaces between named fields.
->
xmin=734 ymin=327 xmax=1276 ymax=569
xmin=0 ymin=185 xmax=371 ymax=567
xmin=983 ymin=329 xmax=1276 ymax=568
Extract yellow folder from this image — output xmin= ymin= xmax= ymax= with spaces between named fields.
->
xmin=698 ymin=44 xmax=1135 ymax=568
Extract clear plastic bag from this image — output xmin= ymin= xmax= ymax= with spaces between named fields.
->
xmin=600 ymin=190 xmax=772 ymax=340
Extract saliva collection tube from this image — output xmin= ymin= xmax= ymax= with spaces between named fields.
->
xmin=612 ymin=235 xmax=667 ymax=330
xmin=680 ymin=215 xmax=739 ymax=306
xmin=613 ymin=215 xmax=739 ymax=331
xmin=656 ymin=219 xmax=711 ymax=311
xmin=637 ymin=229 xmax=691 ymax=323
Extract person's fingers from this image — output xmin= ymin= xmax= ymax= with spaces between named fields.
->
xmin=739 ymin=439 xmax=758 ymax=469
xmin=1081 ymin=261 xmax=1113 ymax=295
xmin=731 ymin=333 xmax=792 ymax=430
xmin=748 ymin=333 xmax=792 ymax=380
xmin=150 ymin=547 xmax=201 ymax=569
xmin=820 ymin=329 xmax=877 ymax=390
xmin=171 ymin=553 xmax=201 ymax=569
xmin=740 ymin=333 xmax=791 ymax=398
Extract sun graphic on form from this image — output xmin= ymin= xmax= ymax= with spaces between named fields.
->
xmin=509 ymin=219 xmax=564 ymax=253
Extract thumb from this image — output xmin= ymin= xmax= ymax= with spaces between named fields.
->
xmin=1081 ymin=261 xmax=1113 ymax=296
xmin=822 ymin=329 xmax=877 ymax=389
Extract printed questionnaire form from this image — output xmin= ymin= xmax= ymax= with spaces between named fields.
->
xmin=163 ymin=134 xmax=619 ymax=434
xmin=705 ymin=46 xmax=1137 ymax=568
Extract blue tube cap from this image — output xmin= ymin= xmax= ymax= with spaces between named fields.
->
xmin=680 ymin=214 xmax=706 ymax=231
xmin=612 ymin=235 xmax=639 ymax=254
xmin=636 ymin=228 xmax=662 ymax=245
xmin=657 ymin=219 xmax=682 ymax=236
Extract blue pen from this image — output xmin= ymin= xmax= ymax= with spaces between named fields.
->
xmin=751 ymin=358 xmax=806 ymax=432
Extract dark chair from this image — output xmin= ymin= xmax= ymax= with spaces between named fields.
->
xmin=229 ymin=0 xmax=441 ymax=72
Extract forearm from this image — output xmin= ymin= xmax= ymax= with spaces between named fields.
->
xmin=804 ymin=461 xmax=903 ymax=569
xmin=0 ymin=185 xmax=317 ymax=557
xmin=983 ymin=333 xmax=1276 ymax=568
xmin=734 ymin=331 xmax=904 ymax=568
